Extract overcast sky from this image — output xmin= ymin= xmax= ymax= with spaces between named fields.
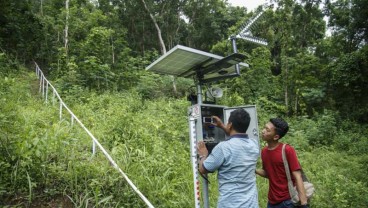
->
xmin=227 ymin=0 xmax=266 ymax=11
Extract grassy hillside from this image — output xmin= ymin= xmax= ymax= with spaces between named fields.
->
xmin=1 ymin=68 xmax=367 ymax=207
xmin=0 ymin=70 xmax=193 ymax=207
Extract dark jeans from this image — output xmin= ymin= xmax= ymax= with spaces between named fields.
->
xmin=267 ymin=199 xmax=294 ymax=208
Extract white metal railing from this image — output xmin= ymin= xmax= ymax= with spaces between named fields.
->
xmin=34 ymin=63 xmax=154 ymax=208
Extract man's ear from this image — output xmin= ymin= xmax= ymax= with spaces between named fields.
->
xmin=228 ymin=122 xmax=233 ymax=130
xmin=273 ymin=134 xmax=280 ymax=141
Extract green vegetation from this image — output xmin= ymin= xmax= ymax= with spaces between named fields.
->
xmin=1 ymin=68 xmax=367 ymax=207
xmin=1 ymin=69 xmax=192 ymax=207
xmin=1 ymin=0 xmax=367 ymax=207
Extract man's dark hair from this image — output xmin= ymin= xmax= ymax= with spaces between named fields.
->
xmin=270 ymin=118 xmax=289 ymax=139
xmin=228 ymin=109 xmax=251 ymax=133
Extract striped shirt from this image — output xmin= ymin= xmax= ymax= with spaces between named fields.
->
xmin=203 ymin=134 xmax=260 ymax=208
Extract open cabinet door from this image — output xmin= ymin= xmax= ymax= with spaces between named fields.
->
xmin=224 ymin=105 xmax=260 ymax=153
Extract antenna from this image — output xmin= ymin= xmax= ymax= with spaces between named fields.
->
xmin=226 ymin=4 xmax=270 ymax=81
xmin=231 ymin=4 xmax=269 ymax=46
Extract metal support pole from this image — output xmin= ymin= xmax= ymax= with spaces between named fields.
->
xmin=197 ymin=84 xmax=203 ymax=105
xmin=231 ymin=36 xmax=240 ymax=75
xmin=196 ymin=83 xmax=210 ymax=208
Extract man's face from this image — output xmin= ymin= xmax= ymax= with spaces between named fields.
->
xmin=225 ymin=121 xmax=232 ymax=134
xmin=261 ymin=122 xmax=278 ymax=142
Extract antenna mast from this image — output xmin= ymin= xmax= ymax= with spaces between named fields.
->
xmin=231 ymin=4 xmax=269 ymax=47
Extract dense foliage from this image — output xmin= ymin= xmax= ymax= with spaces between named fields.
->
xmin=1 ymin=0 xmax=367 ymax=120
xmin=1 ymin=0 xmax=367 ymax=207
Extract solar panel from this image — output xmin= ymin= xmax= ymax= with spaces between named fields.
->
xmin=146 ymin=45 xmax=249 ymax=81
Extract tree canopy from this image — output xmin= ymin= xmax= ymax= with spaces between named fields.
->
xmin=0 ymin=0 xmax=367 ymax=120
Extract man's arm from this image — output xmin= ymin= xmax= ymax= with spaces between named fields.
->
xmin=198 ymin=155 xmax=208 ymax=174
xmin=212 ymin=116 xmax=229 ymax=135
xmin=292 ymin=170 xmax=308 ymax=206
xmin=197 ymin=141 xmax=208 ymax=174
xmin=255 ymin=169 xmax=268 ymax=178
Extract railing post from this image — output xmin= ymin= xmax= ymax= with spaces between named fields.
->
xmin=92 ymin=140 xmax=96 ymax=155
xmin=42 ymin=75 xmax=45 ymax=97
xmin=59 ymin=102 xmax=63 ymax=120
xmin=39 ymin=75 xmax=42 ymax=93
xmin=45 ymin=83 xmax=49 ymax=103
xmin=52 ymin=90 xmax=56 ymax=105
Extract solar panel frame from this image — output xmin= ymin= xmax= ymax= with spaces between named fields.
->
xmin=145 ymin=45 xmax=249 ymax=80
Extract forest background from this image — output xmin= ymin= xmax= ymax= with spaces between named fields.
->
xmin=0 ymin=0 xmax=367 ymax=207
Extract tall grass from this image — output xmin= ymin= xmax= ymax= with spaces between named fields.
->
xmin=1 ymin=70 xmax=367 ymax=207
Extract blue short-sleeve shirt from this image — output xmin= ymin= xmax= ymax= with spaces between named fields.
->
xmin=203 ymin=134 xmax=260 ymax=208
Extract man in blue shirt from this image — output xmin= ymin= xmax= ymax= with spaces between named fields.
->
xmin=197 ymin=108 xmax=259 ymax=208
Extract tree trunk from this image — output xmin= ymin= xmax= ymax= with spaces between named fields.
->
xmin=140 ymin=0 xmax=166 ymax=54
xmin=40 ymin=0 xmax=43 ymax=16
xmin=64 ymin=0 xmax=69 ymax=57
xmin=140 ymin=0 xmax=177 ymax=95
xmin=111 ymin=35 xmax=115 ymax=64
xmin=295 ymin=89 xmax=298 ymax=116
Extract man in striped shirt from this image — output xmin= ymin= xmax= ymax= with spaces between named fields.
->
xmin=197 ymin=108 xmax=260 ymax=208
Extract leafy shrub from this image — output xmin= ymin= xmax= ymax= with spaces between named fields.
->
xmin=301 ymin=148 xmax=368 ymax=208
xmin=334 ymin=120 xmax=368 ymax=155
xmin=288 ymin=110 xmax=338 ymax=147
xmin=0 ymin=52 xmax=20 ymax=75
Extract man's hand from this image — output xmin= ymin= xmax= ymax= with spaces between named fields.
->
xmin=197 ymin=141 xmax=208 ymax=157
xmin=212 ymin=116 xmax=231 ymax=135
xmin=197 ymin=141 xmax=208 ymax=174
xmin=211 ymin=116 xmax=224 ymax=129
xmin=255 ymin=169 xmax=268 ymax=178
